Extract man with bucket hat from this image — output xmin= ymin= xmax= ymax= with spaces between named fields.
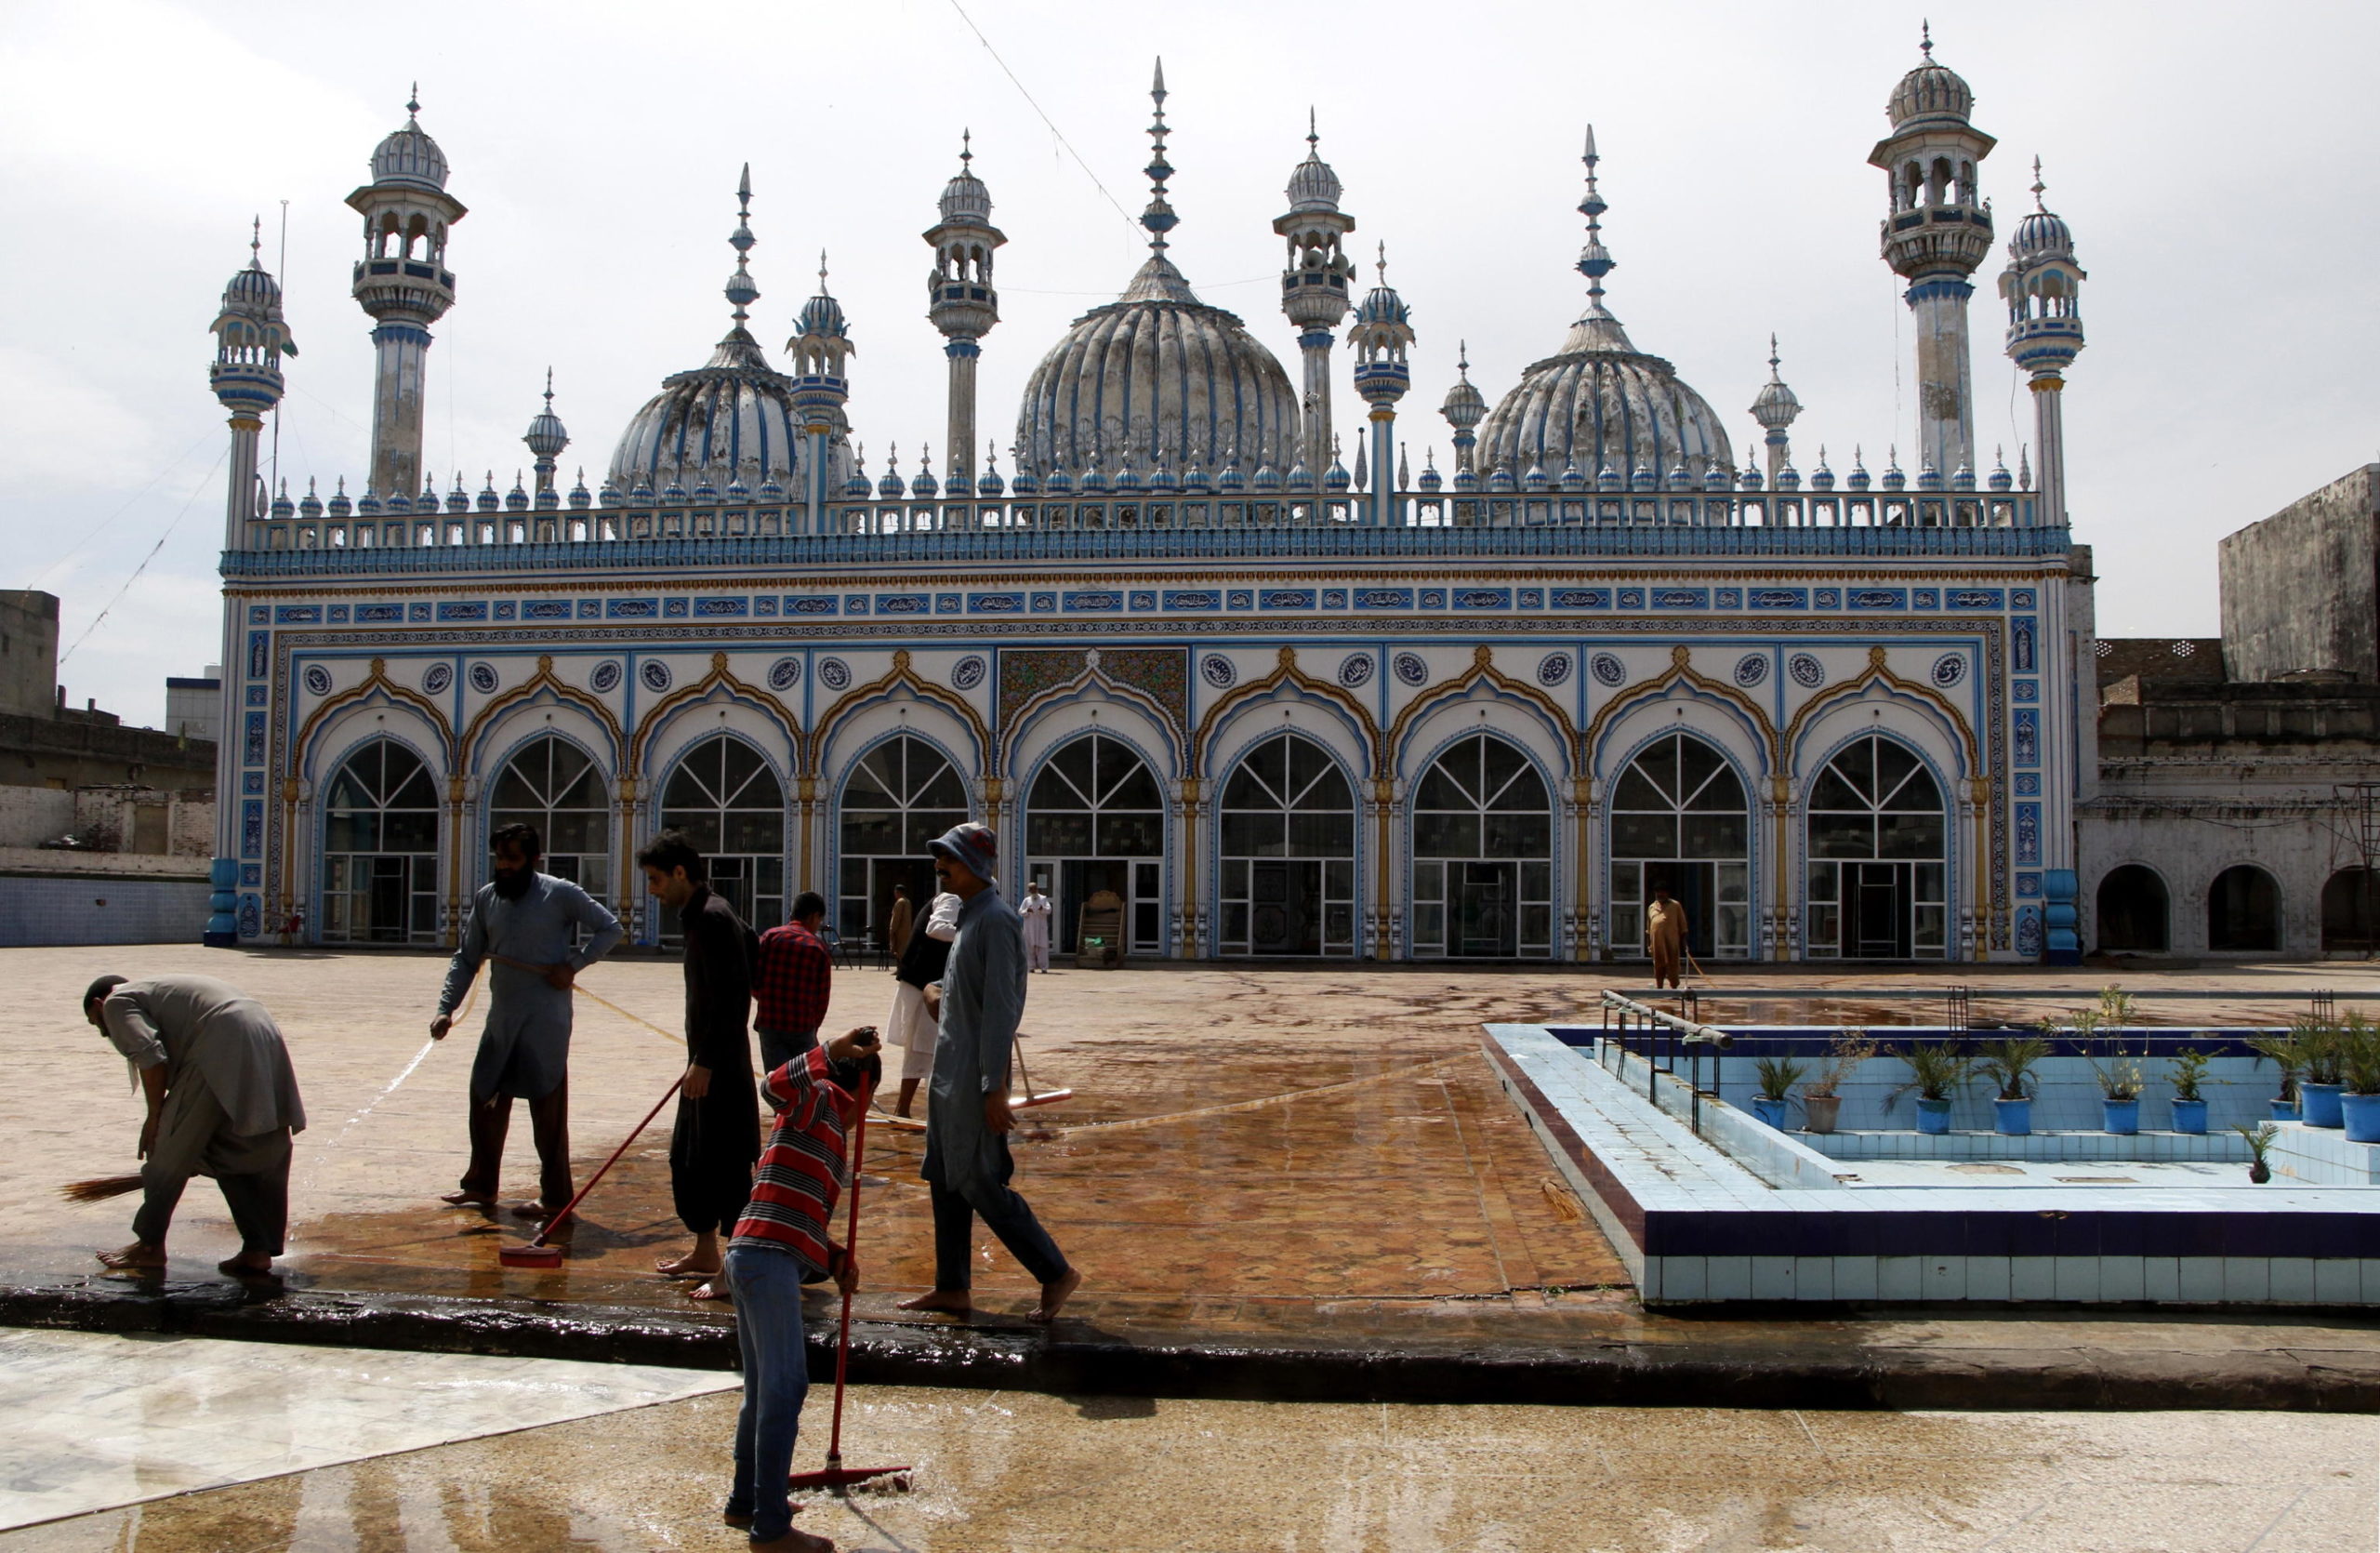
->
xmin=894 ymin=821 xmax=1080 ymax=1323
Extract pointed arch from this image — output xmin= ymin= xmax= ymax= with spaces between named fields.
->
xmin=629 ymin=651 xmax=798 ymax=779
xmin=1386 ymin=644 xmax=1573 ymax=780
xmin=804 ymin=649 xmax=990 ymax=778
xmin=1585 ymin=645 xmax=1779 ymax=776
xmin=1783 ymin=646 xmax=1979 ymax=777
xmin=1193 ymin=645 xmax=1380 ymax=779
xmin=292 ymin=657 xmax=456 ymax=780
xmin=460 ymin=653 xmax=626 ymax=773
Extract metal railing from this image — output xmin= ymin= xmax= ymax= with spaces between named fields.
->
xmin=1599 ymin=989 xmax=1734 ymax=1134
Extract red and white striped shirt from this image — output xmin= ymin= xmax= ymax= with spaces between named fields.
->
xmin=730 ymin=1046 xmax=853 ymax=1275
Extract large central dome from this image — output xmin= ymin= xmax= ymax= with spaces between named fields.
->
xmin=1014 ymin=254 xmax=1299 ymax=478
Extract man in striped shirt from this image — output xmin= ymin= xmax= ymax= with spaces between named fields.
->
xmin=721 ymin=1022 xmax=880 ymax=1551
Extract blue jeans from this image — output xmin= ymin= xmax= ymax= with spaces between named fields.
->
xmin=726 ymin=1243 xmax=810 ymax=1541
xmin=758 ymin=1027 xmax=819 ymax=1077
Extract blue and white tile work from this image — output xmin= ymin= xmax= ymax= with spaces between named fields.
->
xmin=1485 ymin=1023 xmax=2380 ymax=1307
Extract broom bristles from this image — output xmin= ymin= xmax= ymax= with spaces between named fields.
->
xmin=60 ymin=1175 xmax=143 ymax=1203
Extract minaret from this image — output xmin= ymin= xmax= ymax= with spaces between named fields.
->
xmin=208 ymin=219 xmax=297 ymax=550
xmin=522 ymin=368 xmax=568 ymax=501
xmin=1869 ymin=26 xmax=1994 ymax=481
xmin=1275 ymin=111 xmax=1356 ymax=485
xmin=1439 ymin=341 xmax=1487 ymax=486
xmin=1349 ymin=244 xmax=1414 ymax=527
xmin=346 ymin=88 xmax=466 ymax=504
xmin=787 ymin=252 xmax=855 ymax=532
xmin=925 ymin=132 xmax=1004 ymax=496
xmin=2000 ymin=158 xmax=2086 ymax=528
xmin=1748 ymin=335 xmax=1803 ymax=482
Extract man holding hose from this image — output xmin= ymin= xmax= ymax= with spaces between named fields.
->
xmin=430 ymin=822 xmax=623 ymax=1219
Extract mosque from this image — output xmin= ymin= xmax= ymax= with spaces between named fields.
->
xmin=199 ymin=37 xmax=2097 ymax=966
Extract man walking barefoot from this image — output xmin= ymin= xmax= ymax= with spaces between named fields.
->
xmin=895 ymin=823 xmax=1080 ymax=1323
xmin=1647 ymin=883 xmax=1688 ymax=991
xmin=430 ymin=823 xmax=622 ymax=1219
xmin=641 ymin=830 xmax=760 ymax=1283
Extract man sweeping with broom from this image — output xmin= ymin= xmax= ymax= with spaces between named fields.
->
xmin=78 ymin=974 xmax=306 ymax=1278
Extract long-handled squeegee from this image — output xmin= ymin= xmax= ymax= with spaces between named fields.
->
xmin=497 ymin=1075 xmax=682 ymax=1269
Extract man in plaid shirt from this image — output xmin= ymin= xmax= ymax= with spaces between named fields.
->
xmin=753 ymin=891 xmax=833 ymax=1076
xmin=721 ymin=1021 xmax=880 ymax=1550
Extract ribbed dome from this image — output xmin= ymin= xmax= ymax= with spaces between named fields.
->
xmin=1474 ymin=308 xmax=1733 ymax=484
xmin=1285 ymin=148 xmax=1342 ymax=213
xmin=222 ymin=260 xmax=283 ymax=312
xmin=940 ymin=167 xmax=992 ymax=224
xmin=371 ymin=97 xmax=450 ymax=191
xmin=2011 ymin=206 xmax=2074 ymax=259
xmin=1888 ymin=36 xmax=1975 ymax=128
xmin=1014 ymin=254 xmax=1300 ymax=476
xmin=608 ymin=328 xmax=828 ymax=495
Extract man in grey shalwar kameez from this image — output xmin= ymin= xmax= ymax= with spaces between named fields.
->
xmin=83 ymin=973 xmax=306 ymax=1276
xmin=895 ymin=822 xmax=1081 ymax=1323
xmin=430 ymin=823 xmax=623 ymax=1216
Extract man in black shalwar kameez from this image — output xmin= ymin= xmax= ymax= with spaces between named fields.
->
xmin=638 ymin=830 xmax=760 ymax=1281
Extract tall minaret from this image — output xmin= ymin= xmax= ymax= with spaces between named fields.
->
xmin=925 ymin=132 xmax=1004 ymax=496
xmin=208 ymin=219 xmax=297 ymax=549
xmin=1275 ymin=112 xmax=1355 ymax=485
xmin=347 ymin=88 xmax=465 ymax=503
xmin=1349 ymin=245 xmax=1414 ymax=528
xmin=1869 ymin=26 xmax=1994 ymax=481
xmin=787 ymin=253 xmax=855 ymax=531
xmin=1748 ymin=336 xmax=1803 ymax=482
xmin=2001 ymin=159 xmax=2086 ymax=528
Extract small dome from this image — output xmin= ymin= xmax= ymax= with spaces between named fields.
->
xmin=1474 ymin=329 xmax=1733 ymax=490
xmin=608 ymin=329 xmax=835 ymax=496
xmin=798 ymin=289 xmax=850 ymax=340
xmin=523 ymin=373 xmax=569 ymax=459
xmin=1354 ymin=278 xmax=1409 ymax=328
xmin=371 ymin=93 xmax=450 ymax=191
xmin=1749 ymin=339 xmax=1802 ymax=431
xmin=1285 ymin=147 xmax=1342 ymax=213
xmin=1887 ymin=33 xmax=1974 ymax=128
xmin=939 ymin=153 xmax=992 ymax=225
xmin=222 ymin=261 xmax=283 ymax=312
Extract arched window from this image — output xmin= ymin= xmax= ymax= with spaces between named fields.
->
xmin=837 ymin=736 xmax=968 ymax=947
xmin=2323 ymin=868 xmax=2377 ymax=953
xmin=1805 ymin=735 xmax=1947 ymax=959
xmin=659 ymin=736 xmax=785 ymax=929
xmin=1025 ymin=733 xmax=1166 ymax=957
xmin=1412 ymin=734 xmax=1553 ymax=959
xmin=2207 ymin=864 xmax=2281 ymax=953
xmin=1218 ymin=731 xmax=1355 ymax=956
xmin=1609 ymin=732 xmax=1751 ymax=961
xmin=323 ymin=738 xmax=441 ymax=944
xmin=2096 ymin=865 xmax=2169 ymax=953
xmin=488 ymin=736 xmax=611 ymax=892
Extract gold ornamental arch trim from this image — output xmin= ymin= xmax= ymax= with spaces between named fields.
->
xmin=1583 ymin=644 xmax=1782 ymax=775
xmin=1783 ymin=644 xmax=1982 ymax=777
xmin=1002 ymin=668 xmax=1190 ymax=783
xmin=1190 ymin=645 xmax=1381 ymax=780
xmin=290 ymin=657 xmax=456 ymax=780
xmin=1384 ymin=644 xmax=1575 ymax=779
xmin=803 ymin=648 xmax=992 ymax=779
xmin=629 ymin=651 xmax=800 ymax=779
xmin=459 ymin=654 xmax=628 ymax=773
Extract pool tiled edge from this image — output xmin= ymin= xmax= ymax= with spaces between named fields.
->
xmin=1482 ymin=1023 xmax=2380 ymax=1307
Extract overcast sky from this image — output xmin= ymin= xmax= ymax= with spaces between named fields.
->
xmin=5 ymin=0 xmax=2374 ymax=729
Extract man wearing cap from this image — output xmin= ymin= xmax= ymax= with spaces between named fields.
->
xmin=895 ymin=821 xmax=1081 ymax=1323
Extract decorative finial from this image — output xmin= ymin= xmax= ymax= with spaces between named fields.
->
xmin=725 ymin=166 xmax=759 ymax=326
xmin=2030 ymin=155 xmax=2046 ymax=211
xmin=1457 ymin=339 xmax=1472 ymax=380
xmin=818 ymin=248 xmax=829 ymax=290
xmin=1376 ymin=240 xmax=1388 ymax=285
xmin=249 ymin=215 xmax=262 ymax=267
xmin=1307 ymin=106 xmax=1318 ymax=152
xmin=1920 ymin=20 xmax=1933 ymax=60
xmin=543 ymin=366 xmax=554 ymax=408
xmin=960 ymin=127 xmax=972 ymax=170
xmin=406 ymin=83 xmax=420 ymax=121
xmin=1767 ymin=333 xmax=1781 ymax=376
xmin=1577 ymin=125 xmax=1616 ymax=313
xmin=1142 ymin=57 xmax=1177 ymax=255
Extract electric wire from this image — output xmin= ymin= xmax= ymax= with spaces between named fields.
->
xmin=59 ymin=445 xmax=229 ymax=668
xmin=943 ymin=0 xmax=1138 ymax=234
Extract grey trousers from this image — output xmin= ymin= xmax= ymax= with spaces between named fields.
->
xmin=134 ymin=1075 xmax=293 ymax=1255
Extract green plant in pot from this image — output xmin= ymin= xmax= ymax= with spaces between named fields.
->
xmin=2247 ymin=1029 xmax=2305 ymax=1122
xmin=2297 ymin=1015 xmax=2347 ymax=1130
xmin=1977 ymin=1034 xmax=2050 ymax=1136
xmin=1798 ymin=1029 xmax=1873 ymax=1135
xmin=2338 ymin=1011 xmax=2380 ymax=1145
xmin=2167 ymin=1046 xmax=2212 ymax=1135
xmin=2232 ymin=1121 xmax=2279 ymax=1184
xmin=1750 ymin=1056 xmax=1805 ymax=1130
xmin=1890 ymin=1039 xmax=1971 ymax=1136
xmin=2077 ymin=1007 xmax=2146 ymax=1135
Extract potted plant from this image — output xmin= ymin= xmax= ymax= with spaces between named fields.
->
xmin=2167 ymin=1047 xmax=2211 ymax=1135
xmin=2077 ymin=1007 xmax=2144 ymax=1135
xmin=2339 ymin=1011 xmax=2380 ymax=1145
xmin=2233 ymin=1121 xmax=2280 ymax=1183
xmin=1751 ymin=1056 xmax=1805 ymax=1130
xmin=1977 ymin=1033 xmax=2051 ymax=1136
xmin=2248 ymin=1029 xmax=2305 ymax=1122
xmin=1891 ymin=1039 xmax=1971 ymax=1135
xmin=2298 ymin=1015 xmax=2346 ymax=1129
xmin=1798 ymin=1029 xmax=1873 ymax=1135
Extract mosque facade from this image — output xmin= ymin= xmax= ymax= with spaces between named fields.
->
xmin=200 ymin=42 xmax=2099 ymax=966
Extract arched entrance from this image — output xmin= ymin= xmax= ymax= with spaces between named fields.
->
xmin=2207 ymin=864 xmax=2281 ymax=953
xmin=322 ymin=738 xmax=441 ymax=943
xmin=658 ymin=735 xmax=785 ymax=929
xmin=837 ymin=735 xmax=968 ymax=949
xmin=1217 ymin=731 xmax=1356 ymax=957
xmin=2096 ymin=865 xmax=2169 ymax=953
xmin=1411 ymin=733 xmax=1554 ymax=959
xmin=1024 ymin=733 xmax=1166 ymax=957
xmin=1804 ymin=735 xmax=1948 ymax=959
xmin=1608 ymin=732 xmax=1750 ymax=961
xmin=2323 ymin=867 xmax=2377 ymax=953
xmin=488 ymin=735 xmax=611 ymax=891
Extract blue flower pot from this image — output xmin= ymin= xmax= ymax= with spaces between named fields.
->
xmin=2303 ymin=1082 xmax=2346 ymax=1129
xmin=1915 ymin=1096 xmax=1952 ymax=1135
xmin=2102 ymin=1097 xmax=2140 ymax=1135
xmin=2170 ymin=1097 xmax=2208 ymax=1135
xmin=1993 ymin=1097 xmax=2032 ymax=1136
xmin=2268 ymin=1098 xmax=2301 ymax=1122
xmin=1752 ymin=1096 xmax=1790 ymax=1129
xmin=2343 ymin=1094 xmax=2380 ymax=1144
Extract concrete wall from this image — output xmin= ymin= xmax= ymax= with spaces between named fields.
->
xmin=0 ymin=876 xmax=209 ymax=947
xmin=0 ymin=591 xmax=60 ymax=722
xmin=71 ymin=787 xmax=215 ymax=858
xmin=0 ymin=710 xmax=216 ymax=791
xmin=2218 ymin=466 xmax=2380 ymax=684
xmin=0 ymin=787 xmax=73 ymax=847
